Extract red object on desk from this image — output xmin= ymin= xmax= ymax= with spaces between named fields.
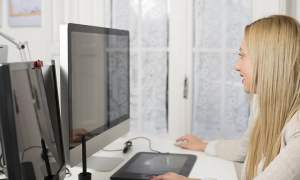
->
xmin=33 ymin=60 xmax=43 ymax=69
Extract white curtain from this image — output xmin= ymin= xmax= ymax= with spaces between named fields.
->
xmin=112 ymin=0 xmax=169 ymax=134
xmin=192 ymin=0 xmax=252 ymax=139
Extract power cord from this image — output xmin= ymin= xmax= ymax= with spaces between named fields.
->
xmin=0 ymin=153 xmax=5 ymax=169
xmin=65 ymin=167 xmax=72 ymax=177
xmin=1 ymin=137 xmax=160 ymax=176
xmin=102 ymin=136 xmax=161 ymax=153
xmin=0 ymin=153 xmax=6 ymax=175
xmin=22 ymin=146 xmax=66 ymax=177
xmin=0 ymin=147 xmax=70 ymax=178
xmin=22 ymin=146 xmax=42 ymax=160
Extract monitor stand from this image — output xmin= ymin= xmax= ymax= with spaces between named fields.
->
xmin=80 ymin=156 xmax=124 ymax=172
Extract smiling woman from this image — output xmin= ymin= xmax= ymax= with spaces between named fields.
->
xmin=243 ymin=15 xmax=300 ymax=180
xmin=235 ymin=42 xmax=254 ymax=93
xmin=152 ymin=15 xmax=300 ymax=180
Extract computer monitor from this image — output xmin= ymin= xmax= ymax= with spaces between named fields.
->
xmin=0 ymin=45 xmax=8 ymax=63
xmin=60 ymin=23 xmax=130 ymax=170
xmin=0 ymin=61 xmax=66 ymax=180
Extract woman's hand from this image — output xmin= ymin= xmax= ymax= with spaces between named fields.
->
xmin=176 ymin=134 xmax=208 ymax=151
xmin=150 ymin=172 xmax=188 ymax=180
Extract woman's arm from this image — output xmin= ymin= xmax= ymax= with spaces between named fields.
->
xmin=254 ymin=135 xmax=300 ymax=179
xmin=253 ymin=115 xmax=300 ymax=180
xmin=176 ymin=122 xmax=251 ymax=162
xmin=205 ymin=95 xmax=259 ymax=162
xmin=179 ymin=95 xmax=258 ymax=162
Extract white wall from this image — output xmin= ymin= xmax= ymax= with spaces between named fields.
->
xmin=0 ymin=0 xmax=108 ymax=63
xmin=0 ymin=0 xmax=52 ymax=62
xmin=252 ymin=0 xmax=286 ymax=20
xmin=0 ymin=0 xmax=108 ymax=164
xmin=286 ymin=0 xmax=300 ymax=21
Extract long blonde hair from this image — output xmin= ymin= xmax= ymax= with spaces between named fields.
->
xmin=245 ymin=15 xmax=300 ymax=180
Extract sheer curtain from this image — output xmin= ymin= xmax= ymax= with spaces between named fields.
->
xmin=111 ymin=0 xmax=169 ymax=134
xmin=192 ymin=0 xmax=252 ymax=139
xmin=111 ymin=0 xmax=253 ymax=138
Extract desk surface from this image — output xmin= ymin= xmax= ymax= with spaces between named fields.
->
xmin=65 ymin=133 xmax=238 ymax=180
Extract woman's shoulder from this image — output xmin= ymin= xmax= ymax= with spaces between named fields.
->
xmin=283 ymin=111 xmax=300 ymax=143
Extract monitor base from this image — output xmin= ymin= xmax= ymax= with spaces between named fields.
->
xmin=79 ymin=156 xmax=124 ymax=172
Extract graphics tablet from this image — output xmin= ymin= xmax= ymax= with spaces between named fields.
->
xmin=111 ymin=152 xmax=197 ymax=180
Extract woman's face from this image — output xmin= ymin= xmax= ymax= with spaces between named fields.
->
xmin=235 ymin=36 xmax=253 ymax=93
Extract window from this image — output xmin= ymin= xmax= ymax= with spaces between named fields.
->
xmin=192 ymin=0 xmax=252 ymax=139
xmin=111 ymin=0 xmax=169 ymax=134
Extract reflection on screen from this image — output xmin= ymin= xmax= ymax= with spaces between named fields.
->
xmin=11 ymin=68 xmax=63 ymax=180
xmin=108 ymin=49 xmax=129 ymax=126
xmin=126 ymin=154 xmax=188 ymax=174
xmin=70 ymin=31 xmax=129 ymax=147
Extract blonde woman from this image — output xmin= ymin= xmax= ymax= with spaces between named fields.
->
xmin=151 ymin=15 xmax=300 ymax=180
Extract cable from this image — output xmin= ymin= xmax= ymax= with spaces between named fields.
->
xmin=102 ymin=148 xmax=123 ymax=152
xmin=129 ymin=137 xmax=161 ymax=153
xmin=55 ymin=163 xmax=65 ymax=176
xmin=22 ymin=146 xmax=68 ymax=178
xmin=0 ymin=169 xmax=5 ymax=175
xmin=0 ymin=153 xmax=4 ymax=168
xmin=22 ymin=146 xmax=42 ymax=160
xmin=65 ymin=167 xmax=72 ymax=177
xmin=102 ymin=136 xmax=161 ymax=153
xmin=0 ymin=153 xmax=6 ymax=175
xmin=0 ymin=147 xmax=66 ymax=176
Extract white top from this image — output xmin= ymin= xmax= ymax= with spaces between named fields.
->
xmin=205 ymin=97 xmax=300 ymax=180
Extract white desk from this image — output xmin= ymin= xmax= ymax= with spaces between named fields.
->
xmin=65 ymin=133 xmax=238 ymax=180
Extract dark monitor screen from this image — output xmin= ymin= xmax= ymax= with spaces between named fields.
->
xmin=68 ymin=24 xmax=130 ymax=148
xmin=0 ymin=62 xmax=65 ymax=180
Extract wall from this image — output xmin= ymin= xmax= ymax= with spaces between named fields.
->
xmin=252 ymin=0 xmax=286 ymax=20
xmin=286 ymin=0 xmax=300 ymax=21
xmin=0 ymin=0 xmax=108 ymax=63
xmin=0 ymin=0 xmax=52 ymax=62
xmin=0 ymin=0 xmax=108 ymax=168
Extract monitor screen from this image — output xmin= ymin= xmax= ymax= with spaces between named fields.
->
xmin=0 ymin=62 xmax=65 ymax=180
xmin=68 ymin=25 xmax=130 ymax=148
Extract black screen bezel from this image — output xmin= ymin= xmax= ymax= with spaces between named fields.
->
xmin=0 ymin=64 xmax=23 ymax=180
xmin=67 ymin=23 xmax=130 ymax=148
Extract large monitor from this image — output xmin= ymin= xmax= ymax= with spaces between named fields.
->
xmin=60 ymin=23 xmax=130 ymax=170
xmin=0 ymin=61 xmax=66 ymax=180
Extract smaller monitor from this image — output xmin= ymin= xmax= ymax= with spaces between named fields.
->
xmin=0 ymin=45 xmax=8 ymax=63
xmin=0 ymin=61 xmax=66 ymax=180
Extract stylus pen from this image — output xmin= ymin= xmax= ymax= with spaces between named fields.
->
xmin=82 ymin=135 xmax=87 ymax=173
